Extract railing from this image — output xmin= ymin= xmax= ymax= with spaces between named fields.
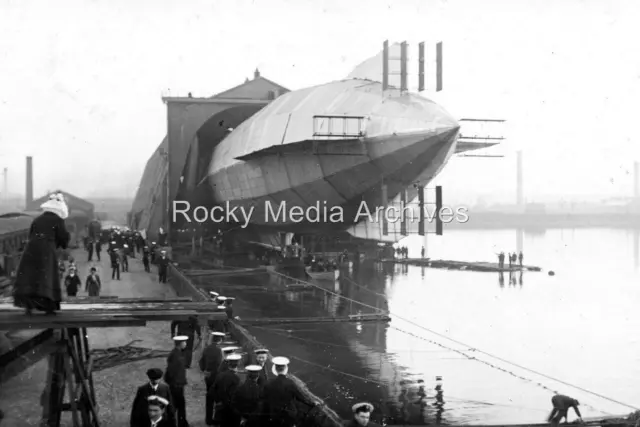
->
xmin=458 ymin=118 xmax=506 ymax=144
xmin=313 ymin=115 xmax=366 ymax=139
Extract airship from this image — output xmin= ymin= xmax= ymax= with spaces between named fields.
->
xmin=133 ymin=42 xmax=498 ymax=249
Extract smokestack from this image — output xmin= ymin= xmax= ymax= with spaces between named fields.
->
xmin=26 ymin=156 xmax=33 ymax=206
xmin=2 ymin=168 xmax=7 ymax=201
xmin=634 ymin=161 xmax=639 ymax=198
xmin=516 ymin=151 xmax=523 ymax=206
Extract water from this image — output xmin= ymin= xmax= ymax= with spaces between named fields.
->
xmin=192 ymin=228 xmax=640 ymax=425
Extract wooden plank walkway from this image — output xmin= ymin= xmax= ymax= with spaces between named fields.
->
xmin=0 ymin=299 xmax=226 ymax=330
xmin=380 ymin=258 xmax=542 ymax=272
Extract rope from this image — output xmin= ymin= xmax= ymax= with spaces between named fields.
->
xmin=341 ymin=275 xmax=387 ymax=299
xmin=268 ymin=269 xmax=639 ymax=412
xmin=288 ymin=354 xmax=551 ymax=413
xmin=251 ymin=324 xmax=468 ymax=354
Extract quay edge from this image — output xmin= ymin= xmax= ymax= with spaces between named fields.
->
xmin=167 ymin=264 xmax=344 ymax=427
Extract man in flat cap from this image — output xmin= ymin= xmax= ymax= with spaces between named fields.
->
xmin=263 ymin=357 xmax=318 ymax=427
xmin=164 ymin=336 xmax=189 ymax=427
xmin=232 ymin=365 xmax=264 ymax=427
xmin=345 ymin=402 xmax=381 ymax=427
xmin=130 ymin=368 xmax=175 ymax=427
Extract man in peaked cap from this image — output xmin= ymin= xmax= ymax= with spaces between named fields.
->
xmin=253 ymin=349 xmax=270 ymax=387
xmin=109 ymin=242 xmax=121 ymax=280
xmin=164 ymin=336 xmax=189 ymax=427
xmin=200 ymin=331 xmax=226 ymax=425
xmin=217 ymin=346 xmax=240 ymax=374
xmin=158 ymin=250 xmax=170 ymax=283
xmin=142 ymin=245 xmax=150 ymax=272
xmin=208 ymin=304 xmax=227 ymax=334
xmin=211 ymin=353 xmax=242 ymax=427
xmin=130 ymin=368 xmax=176 ymax=427
xmin=170 ymin=315 xmax=201 ymax=369
xmin=231 ymin=365 xmax=264 ymax=427
xmin=263 ymin=357 xmax=318 ymax=427
xmin=346 ymin=402 xmax=381 ymax=427
xmin=146 ymin=396 xmax=174 ymax=427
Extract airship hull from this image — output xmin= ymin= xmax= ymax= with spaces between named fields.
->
xmin=206 ymin=78 xmax=460 ymax=234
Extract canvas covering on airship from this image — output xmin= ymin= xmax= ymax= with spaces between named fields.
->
xmin=131 ymin=41 xmax=501 ymax=244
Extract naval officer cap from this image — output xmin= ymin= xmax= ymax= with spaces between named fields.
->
xmin=222 ymin=346 xmax=239 ymax=353
xmin=217 ymin=305 xmax=226 ymax=310
xmin=245 ymin=365 xmax=262 ymax=374
xmin=209 ymin=291 xmax=219 ymax=297
xmin=226 ymin=353 xmax=242 ymax=361
xmin=271 ymin=356 xmax=290 ymax=375
xmin=173 ymin=335 xmax=189 ymax=342
xmin=272 ymin=356 xmax=290 ymax=366
xmin=254 ymin=348 xmax=269 ymax=355
xmin=352 ymin=402 xmax=374 ymax=413
xmin=147 ymin=395 xmax=169 ymax=407
xmin=217 ymin=296 xmax=227 ymax=301
xmin=210 ymin=331 xmax=225 ymax=337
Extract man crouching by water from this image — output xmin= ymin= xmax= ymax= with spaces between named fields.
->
xmin=345 ymin=402 xmax=381 ymax=427
xmin=548 ymin=394 xmax=583 ymax=427
xmin=13 ymin=193 xmax=70 ymax=315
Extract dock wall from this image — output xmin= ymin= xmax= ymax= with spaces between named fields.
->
xmin=167 ymin=264 xmax=344 ymax=427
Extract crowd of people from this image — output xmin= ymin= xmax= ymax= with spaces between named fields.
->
xmin=139 ymin=291 xmax=384 ymax=427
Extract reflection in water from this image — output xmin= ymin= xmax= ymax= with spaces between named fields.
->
xmin=519 ymin=270 xmax=523 ymax=286
xmin=191 ymin=228 xmax=640 ymax=425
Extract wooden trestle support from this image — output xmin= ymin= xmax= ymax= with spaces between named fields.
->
xmin=42 ymin=327 xmax=99 ymax=427
xmin=0 ymin=298 xmax=226 ymax=427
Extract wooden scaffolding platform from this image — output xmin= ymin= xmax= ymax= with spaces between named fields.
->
xmin=0 ymin=297 xmax=226 ymax=427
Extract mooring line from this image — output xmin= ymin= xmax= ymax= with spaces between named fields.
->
xmin=251 ymin=324 xmax=467 ymax=353
xmin=267 ymin=269 xmax=639 ymax=412
xmin=288 ymin=354 xmax=550 ymax=413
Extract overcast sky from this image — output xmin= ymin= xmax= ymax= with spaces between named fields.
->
xmin=1 ymin=0 xmax=639 ymax=204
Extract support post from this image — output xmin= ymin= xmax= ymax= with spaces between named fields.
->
xmin=40 ymin=328 xmax=100 ymax=427
xmin=381 ymin=184 xmax=388 ymax=236
xmin=418 ymin=185 xmax=425 ymax=236
xmin=382 ymin=40 xmax=389 ymax=91
xmin=400 ymin=190 xmax=407 ymax=236
xmin=435 ymin=186 xmax=443 ymax=236
xmin=418 ymin=42 xmax=425 ymax=91
xmin=400 ymin=41 xmax=408 ymax=92
xmin=436 ymin=42 xmax=443 ymax=92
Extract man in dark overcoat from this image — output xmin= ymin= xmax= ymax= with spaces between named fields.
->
xmin=130 ymin=368 xmax=176 ymax=427
xmin=164 ymin=336 xmax=189 ymax=427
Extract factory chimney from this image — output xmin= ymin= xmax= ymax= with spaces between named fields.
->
xmin=2 ymin=168 xmax=7 ymax=200
xmin=634 ymin=161 xmax=639 ymax=198
xmin=516 ymin=151 xmax=523 ymax=206
xmin=26 ymin=156 xmax=33 ymax=206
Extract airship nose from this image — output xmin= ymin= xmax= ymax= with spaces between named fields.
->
xmin=368 ymin=94 xmax=459 ymax=141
